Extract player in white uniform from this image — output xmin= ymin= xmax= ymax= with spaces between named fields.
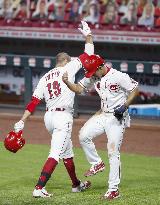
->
xmin=13 ymin=21 xmax=94 ymax=198
xmin=62 ymin=53 xmax=139 ymax=200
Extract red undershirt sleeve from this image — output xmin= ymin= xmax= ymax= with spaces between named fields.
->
xmin=26 ymin=96 xmax=41 ymax=113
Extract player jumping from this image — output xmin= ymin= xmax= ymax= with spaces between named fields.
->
xmin=62 ymin=53 xmax=139 ymax=200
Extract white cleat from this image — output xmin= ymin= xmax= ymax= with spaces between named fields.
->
xmin=72 ymin=180 xmax=91 ymax=193
xmin=33 ymin=187 xmax=53 ymax=198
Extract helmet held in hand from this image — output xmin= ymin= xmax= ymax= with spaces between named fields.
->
xmin=4 ymin=130 xmax=25 ymax=153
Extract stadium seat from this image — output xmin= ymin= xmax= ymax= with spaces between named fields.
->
xmin=40 ymin=20 xmax=49 ymax=28
xmin=31 ymin=19 xmax=40 ymax=27
xmin=64 ymin=11 xmax=70 ymax=21
xmin=14 ymin=19 xmax=23 ymax=27
xmin=48 ymin=3 xmax=54 ymax=13
xmin=154 ymin=7 xmax=160 ymax=17
xmin=0 ymin=17 xmax=4 ymax=26
xmin=155 ymin=17 xmax=160 ymax=27
xmin=3 ymin=19 xmax=15 ymax=26
xmin=21 ymin=19 xmax=32 ymax=27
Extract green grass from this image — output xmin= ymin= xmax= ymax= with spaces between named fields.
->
xmin=0 ymin=142 xmax=160 ymax=205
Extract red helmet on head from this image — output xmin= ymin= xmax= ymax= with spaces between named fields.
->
xmin=4 ymin=130 xmax=25 ymax=153
xmin=79 ymin=53 xmax=105 ymax=78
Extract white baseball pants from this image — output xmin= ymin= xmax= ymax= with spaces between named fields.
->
xmin=79 ymin=113 xmax=127 ymax=191
xmin=44 ymin=111 xmax=74 ymax=162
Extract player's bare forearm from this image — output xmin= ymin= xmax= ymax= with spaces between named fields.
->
xmin=86 ymin=34 xmax=93 ymax=44
xmin=126 ymin=88 xmax=139 ymax=107
xmin=66 ymin=81 xmax=83 ymax=94
xmin=84 ymin=35 xmax=94 ymax=55
xmin=21 ymin=110 xmax=31 ymax=122
xmin=62 ymin=71 xmax=84 ymax=94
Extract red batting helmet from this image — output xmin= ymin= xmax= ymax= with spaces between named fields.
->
xmin=4 ymin=130 xmax=25 ymax=153
xmin=79 ymin=53 xmax=105 ymax=78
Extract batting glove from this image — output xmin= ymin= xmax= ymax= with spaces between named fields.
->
xmin=14 ymin=120 xmax=24 ymax=133
xmin=78 ymin=21 xmax=92 ymax=37
xmin=114 ymin=104 xmax=127 ymax=115
xmin=114 ymin=104 xmax=128 ymax=122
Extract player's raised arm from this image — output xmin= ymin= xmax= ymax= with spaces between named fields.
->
xmin=78 ymin=21 xmax=94 ymax=55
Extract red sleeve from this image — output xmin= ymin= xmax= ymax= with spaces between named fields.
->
xmin=26 ymin=96 xmax=41 ymax=113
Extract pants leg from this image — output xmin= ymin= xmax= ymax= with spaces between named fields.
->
xmin=45 ymin=111 xmax=74 ymax=162
xmin=105 ymin=116 xmax=125 ymax=191
xmin=79 ymin=114 xmax=105 ymax=166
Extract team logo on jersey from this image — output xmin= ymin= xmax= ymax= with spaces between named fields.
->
xmin=107 ymin=83 xmax=120 ymax=92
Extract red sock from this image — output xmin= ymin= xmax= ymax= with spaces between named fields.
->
xmin=36 ymin=157 xmax=58 ymax=189
xmin=63 ymin=157 xmax=80 ymax=187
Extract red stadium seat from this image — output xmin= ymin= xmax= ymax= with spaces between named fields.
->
xmin=40 ymin=20 xmax=49 ymax=27
xmin=48 ymin=4 xmax=54 ymax=13
xmin=31 ymin=19 xmax=41 ymax=27
xmin=0 ymin=17 xmax=4 ymax=26
xmin=3 ymin=19 xmax=15 ymax=26
xmin=155 ymin=17 xmax=160 ymax=27
xmin=21 ymin=19 xmax=32 ymax=27
xmin=64 ymin=1 xmax=72 ymax=12
xmin=64 ymin=11 xmax=70 ymax=21
xmin=116 ymin=0 xmax=122 ymax=5
xmin=154 ymin=7 xmax=160 ymax=17
xmin=14 ymin=20 xmax=23 ymax=27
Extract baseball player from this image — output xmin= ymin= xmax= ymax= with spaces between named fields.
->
xmin=62 ymin=53 xmax=139 ymax=200
xmin=13 ymin=21 xmax=94 ymax=198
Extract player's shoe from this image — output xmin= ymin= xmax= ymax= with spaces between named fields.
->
xmin=33 ymin=187 xmax=53 ymax=198
xmin=84 ymin=161 xmax=105 ymax=177
xmin=72 ymin=180 xmax=91 ymax=192
xmin=101 ymin=190 xmax=120 ymax=200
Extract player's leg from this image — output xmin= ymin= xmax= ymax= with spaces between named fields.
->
xmin=59 ymin=133 xmax=80 ymax=189
xmin=33 ymin=111 xmax=73 ymax=197
xmin=102 ymin=116 xmax=125 ymax=200
xmin=79 ymin=114 xmax=105 ymax=176
xmin=62 ymin=139 xmax=91 ymax=192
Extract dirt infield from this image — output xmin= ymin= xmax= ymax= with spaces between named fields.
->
xmin=0 ymin=111 xmax=160 ymax=157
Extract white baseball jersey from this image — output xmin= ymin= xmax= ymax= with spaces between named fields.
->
xmin=33 ymin=58 xmax=82 ymax=111
xmin=79 ymin=68 xmax=138 ymax=112
xmin=32 ymin=43 xmax=94 ymax=111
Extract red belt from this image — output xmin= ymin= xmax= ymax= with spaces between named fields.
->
xmin=46 ymin=108 xmax=65 ymax=111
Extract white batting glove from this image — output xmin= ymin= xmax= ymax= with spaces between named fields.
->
xmin=14 ymin=120 xmax=24 ymax=133
xmin=78 ymin=21 xmax=92 ymax=37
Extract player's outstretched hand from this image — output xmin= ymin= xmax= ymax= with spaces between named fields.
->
xmin=78 ymin=21 xmax=92 ymax=37
xmin=14 ymin=120 xmax=24 ymax=133
xmin=62 ymin=72 xmax=69 ymax=84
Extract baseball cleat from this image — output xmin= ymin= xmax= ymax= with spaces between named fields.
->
xmin=72 ymin=180 xmax=91 ymax=192
xmin=101 ymin=190 xmax=120 ymax=200
xmin=84 ymin=161 xmax=105 ymax=177
xmin=33 ymin=187 xmax=53 ymax=198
